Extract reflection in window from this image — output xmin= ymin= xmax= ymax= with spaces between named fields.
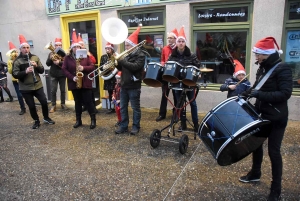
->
xmin=137 ymin=34 xmax=164 ymax=63
xmin=285 ymin=30 xmax=300 ymax=88
xmin=289 ymin=2 xmax=300 ymax=20
xmin=195 ymin=31 xmax=247 ymax=84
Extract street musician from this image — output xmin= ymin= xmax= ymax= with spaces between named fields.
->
xmin=46 ymin=38 xmax=68 ymax=112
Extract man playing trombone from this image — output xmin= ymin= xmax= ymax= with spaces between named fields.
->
xmin=12 ymin=34 xmax=55 ymax=129
xmin=114 ymin=25 xmax=146 ymax=135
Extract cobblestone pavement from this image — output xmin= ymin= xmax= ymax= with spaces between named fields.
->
xmin=0 ymin=101 xmax=299 ymax=201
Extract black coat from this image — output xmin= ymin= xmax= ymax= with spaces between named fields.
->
xmin=116 ymin=48 xmax=146 ymax=89
xmin=168 ymin=46 xmax=201 ymax=68
xmin=100 ymin=54 xmax=116 ymax=91
xmin=46 ymin=53 xmax=65 ymax=78
xmin=249 ymin=52 xmax=293 ymax=121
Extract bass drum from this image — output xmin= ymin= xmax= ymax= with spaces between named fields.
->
xmin=198 ymin=96 xmax=271 ymax=166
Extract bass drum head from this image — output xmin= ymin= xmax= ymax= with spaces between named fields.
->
xmin=217 ymin=120 xmax=271 ymax=166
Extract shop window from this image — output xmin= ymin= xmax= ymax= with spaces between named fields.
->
xmin=195 ymin=31 xmax=247 ymax=84
xmin=289 ymin=2 xmax=300 ymax=20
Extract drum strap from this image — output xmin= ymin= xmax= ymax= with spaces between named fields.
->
xmin=254 ymin=62 xmax=280 ymax=90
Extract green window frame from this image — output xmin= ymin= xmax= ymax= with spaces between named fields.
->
xmin=191 ymin=1 xmax=253 ymax=91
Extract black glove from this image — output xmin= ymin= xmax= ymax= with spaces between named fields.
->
xmin=249 ymin=89 xmax=259 ymax=98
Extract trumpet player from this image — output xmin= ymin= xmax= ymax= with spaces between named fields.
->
xmin=114 ymin=25 xmax=146 ymax=135
xmin=12 ymin=34 xmax=55 ymax=129
xmin=6 ymin=41 xmax=26 ymax=115
xmin=100 ymin=42 xmax=117 ymax=114
xmin=46 ymin=38 xmax=68 ymax=113
xmin=62 ymin=29 xmax=97 ymax=129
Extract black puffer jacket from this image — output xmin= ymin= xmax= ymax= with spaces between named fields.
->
xmin=116 ymin=48 xmax=146 ymax=89
xmin=251 ymin=52 xmax=293 ymax=121
xmin=168 ymin=46 xmax=201 ymax=68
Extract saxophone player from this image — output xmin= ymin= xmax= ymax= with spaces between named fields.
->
xmin=46 ymin=38 xmax=68 ymax=113
xmin=12 ymin=34 xmax=55 ymax=129
xmin=62 ymin=29 xmax=97 ymax=129
xmin=114 ymin=25 xmax=146 ymax=135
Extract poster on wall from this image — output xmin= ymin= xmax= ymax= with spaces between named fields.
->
xmin=285 ymin=30 xmax=300 ymax=63
xmin=45 ymin=0 xmax=185 ymax=16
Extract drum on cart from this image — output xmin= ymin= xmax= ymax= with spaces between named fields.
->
xmin=143 ymin=62 xmax=165 ymax=87
xmin=162 ymin=61 xmax=183 ymax=83
xmin=182 ymin=65 xmax=200 ymax=86
xmin=198 ymin=96 xmax=271 ymax=166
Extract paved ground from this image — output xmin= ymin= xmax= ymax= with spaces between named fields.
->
xmin=0 ymin=100 xmax=299 ymax=201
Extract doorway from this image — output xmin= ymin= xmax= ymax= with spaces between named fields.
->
xmin=60 ymin=10 xmax=103 ymax=101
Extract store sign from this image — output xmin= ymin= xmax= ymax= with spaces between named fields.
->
xmin=45 ymin=0 xmax=185 ymax=16
xmin=289 ymin=2 xmax=300 ymax=20
xmin=195 ymin=7 xmax=248 ymax=23
xmin=122 ymin=12 xmax=163 ymax=27
xmin=286 ymin=30 xmax=300 ymax=62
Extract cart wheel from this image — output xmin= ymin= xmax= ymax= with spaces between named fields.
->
xmin=150 ymin=129 xmax=161 ymax=148
xmin=179 ymin=134 xmax=189 ymax=154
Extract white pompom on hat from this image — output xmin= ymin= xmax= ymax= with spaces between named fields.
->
xmin=252 ymin=37 xmax=283 ymax=55
xmin=233 ymin=60 xmax=246 ymax=78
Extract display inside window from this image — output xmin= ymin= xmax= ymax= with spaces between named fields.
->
xmin=289 ymin=2 xmax=300 ymax=20
xmin=122 ymin=12 xmax=164 ymax=27
xmin=285 ymin=30 xmax=300 ymax=88
xmin=195 ymin=31 xmax=247 ymax=84
xmin=136 ymin=34 xmax=164 ymax=63
xmin=195 ymin=7 xmax=248 ymax=23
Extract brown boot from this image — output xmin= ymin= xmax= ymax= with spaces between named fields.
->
xmin=49 ymin=105 xmax=56 ymax=113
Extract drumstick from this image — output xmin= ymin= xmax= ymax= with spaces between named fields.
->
xmin=235 ymin=74 xmax=249 ymax=86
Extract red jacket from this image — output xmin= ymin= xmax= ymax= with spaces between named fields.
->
xmin=62 ymin=54 xmax=95 ymax=90
xmin=160 ymin=45 xmax=175 ymax=66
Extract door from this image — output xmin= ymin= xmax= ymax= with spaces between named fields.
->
xmin=60 ymin=10 xmax=103 ymax=101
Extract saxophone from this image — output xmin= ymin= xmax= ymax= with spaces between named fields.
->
xmin=76 ymin=58 xmax=83 ymax=89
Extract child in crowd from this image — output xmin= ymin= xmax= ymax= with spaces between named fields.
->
xmin=220 ymin=60 xmax=251 ymax=98
xmin=112 ymin=71 xmax=122 ymax=126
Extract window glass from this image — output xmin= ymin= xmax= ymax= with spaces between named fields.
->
xmin=289 ymin=2 xmax=300 ymax=20
xmin=195 ymin=31 xmax=247 ymax=84
xmin=195 ymin=7 xmax=248 ymax=23
xmin=122 ymin=12 xmax=164 ymax=27
xmin=285 ymin=30 xmax=300 ymax=88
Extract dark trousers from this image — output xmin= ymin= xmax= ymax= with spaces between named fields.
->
xmin=12 ymin=81 xmax=26 ymax=110
xmin=51 ymin=76 xmax=66 ymax=106
xmin=251 ymin=118 xmax=288 ymax=193
xmin=21 ymin=88 xmax=49 ymax=121
xmin=72 ymin=88 xmax=96 ymax=117
xmin=158 ymin=83 xmax=177 ymax=117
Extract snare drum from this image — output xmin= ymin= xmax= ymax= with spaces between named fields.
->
xmin=143 ymin=63 xmax=165 ymax=87
xmin=162 ymin=61 xmax=183 ymax=83
xmin=198 ymin=96 xmax=271 ymax=166
xmin=182 ymin=65 xmax=200 ymax=86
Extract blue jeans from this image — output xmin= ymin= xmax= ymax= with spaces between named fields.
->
xmin=120 ymin=88 xmax=141 ymax=129
xmin=174 ymin=88 xmax=199 ymax=124
xmin=12 ymin=81 xmax=25 ymax=110
xmin=51 ymin=76 xmax=66 ymax=106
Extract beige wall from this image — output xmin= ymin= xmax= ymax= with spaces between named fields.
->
xmin=0 ymin=0 xmax=299 ymax=120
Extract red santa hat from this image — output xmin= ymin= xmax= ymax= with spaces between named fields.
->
xmin=233 ymin=60 xmax=246 ymax=78
xmin=105 ymin=42 xmax=114 ymax=51
xmin=78 ymin=33 xmax=84 ymax=45
xmin=145 ymin=35 xmax=153 ymax=45
xmin=252 ymin=37 xmax=283 ymax=55
xmin=125 ymin=25 xmax=142 ymax=46
xmin=54 ymin=38 xmax=62 ymax=45
xmin=168 ymin=28 xmax=178 ymax=38
xmin=18 ymin=34 xmax=29 ymax=48
xmin=176 ymin=26 xmax=186 ymax=43
xmin=115 ymin=71 xmax=122 ymax=78
xmin=70 ymin=29 xmax=80 ymax=49
xmin=6 ymin=41 xmax=17 ymax=56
